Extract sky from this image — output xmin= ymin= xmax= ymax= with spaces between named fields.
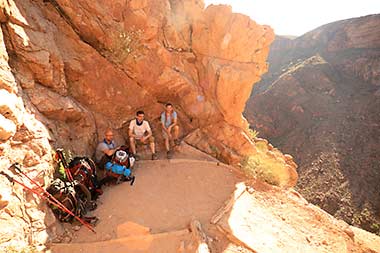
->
xmin=204 ymin=0 xmax=380 ymax=36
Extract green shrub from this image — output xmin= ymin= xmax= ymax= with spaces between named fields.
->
xmin=241 ymin=154 xmax=282 ymax=186
xmin=107 ymin=28 xmax=145 ymax=63
xmin=248 ymin=128 xmax=259 ymax=140
xmin=3 ymin=245 xmax=37 ymax=253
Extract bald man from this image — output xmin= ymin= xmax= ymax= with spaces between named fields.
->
xmin=95 ymin=129 xmax=117 ymax=169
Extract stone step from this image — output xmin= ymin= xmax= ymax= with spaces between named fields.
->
xmin=48 ymin=229 xmax=194 ymax=253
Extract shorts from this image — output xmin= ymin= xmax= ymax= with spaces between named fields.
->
xmin=134 ymin=135 xmax=155 ymax=144
xmin=162 ymin=125 xmax=179 ymax=139
xmin=162 ymin=130 xmax=169 ymax=139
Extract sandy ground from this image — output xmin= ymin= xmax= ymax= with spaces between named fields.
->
xmin=48 ymin=144 xmax=380 ymax=253
xmin=75 ymin=159 xmax=243 ymax=242
xmin=49 ymin=144 xmax=245 ymax=252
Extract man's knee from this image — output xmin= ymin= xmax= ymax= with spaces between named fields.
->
xmin=173 ymin=125 xmax=179 ymax=131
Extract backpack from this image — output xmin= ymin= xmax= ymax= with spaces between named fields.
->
xmin=101 ymin=147 xmax=135 ymax=185
xmin=46 ymin=178 xmax=94 ymax=222
xmin=68 ymin=157 xmax=102 ymax=199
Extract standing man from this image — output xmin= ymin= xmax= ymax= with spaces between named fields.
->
xmin=161 ymin=103 xmax=180 ymax=159
xmin=129 ymin=111 xmax=157 ymax=160
xmin=95 ymin=128 xmax=117 ymax=169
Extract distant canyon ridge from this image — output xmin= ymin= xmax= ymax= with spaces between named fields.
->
xmin=245 ymin=14 xmax=380 ymax=234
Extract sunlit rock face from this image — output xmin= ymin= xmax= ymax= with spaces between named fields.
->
xmin=0 ymin=0 xmax=298 ymax=249
xmin=1 ymin=0 xmax=297 ymax=175
xmin=245 ymin=14 xmax=380 ymax=234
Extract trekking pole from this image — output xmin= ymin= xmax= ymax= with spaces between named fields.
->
xmin=0 ymin=171 xmax=43 ymax=196
xmin=11 ymin=163 xmax=96 ymax=233
xmin=0 ymin=170 xmax=96 ymax=233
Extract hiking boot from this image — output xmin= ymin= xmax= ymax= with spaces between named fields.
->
xmin=152 ymin=153 xmax=158 ymax=160
xmin=167 ymin=150 xmax=173 ymax=159
xmin=174 ymin=139 xmax=181 ymax=146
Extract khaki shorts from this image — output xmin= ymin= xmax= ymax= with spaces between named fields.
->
xmin=134 ymin=135 xmax=155 ymax=145
xmin=162 ymin=130 xmax=169 ymax=139
xmin=162 ymin=125 xmax=179 ymax=139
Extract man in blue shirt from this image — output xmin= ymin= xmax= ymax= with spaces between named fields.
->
xmin=161 ymin=103 xmax=180 ymax=159
xmin=95 ymin=128 xmax=117 ymax=169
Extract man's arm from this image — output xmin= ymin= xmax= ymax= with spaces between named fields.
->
xmin=167 ymin=112 xmax=178 ymax=130
xmin=129 ymin=128 xmax=136 ymax=138
xmin=103 ymin=148 xmax=115 ymax=156
xmin=141 ymin=122 xmax=152 ymax=142
xmin=145 ymin=122 xmax=152 ymax=138
xmin=129 ymin=121 xmax=136 ymax=138
xmin=99 ymin=143 xmax=115 ymax=156
xmin=162 ymin=121 xmax=170 ymax=133
xmin=161 ymin=113 xmax=170 ymax=133
xmin=145 ymin=129 xmax=152 ymax=138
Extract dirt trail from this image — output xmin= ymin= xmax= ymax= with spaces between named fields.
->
xmin=50 ymin=144 xmax=245 ymax=252
xmin=49 ymin=143 xmax=380 ymax=253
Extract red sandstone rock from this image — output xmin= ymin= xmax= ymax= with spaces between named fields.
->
xmin=0 ymin=0 xmax=300 ymax=250
xmin=0 ymin=0 xmax=297 ymax=187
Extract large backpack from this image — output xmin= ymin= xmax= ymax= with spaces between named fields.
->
xmin=101 ymin=147 xmax=135 ymax=185
xmin=46 ymin=178 xmax=94 ymax=222
xmin=68 ymin=157 xmax=102 ymax=199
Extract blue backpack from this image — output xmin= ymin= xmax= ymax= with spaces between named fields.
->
xmin=105 ymin=162 xmax=131 ymax=177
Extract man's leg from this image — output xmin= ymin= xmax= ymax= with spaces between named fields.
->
xmin=163 ymin=130 xmax=170 ymax=152
xmin=173 ymin=125 xmax=180 ymax=145
xmin=149 ymin=136 xmax=158 ymax=160
xmin=129 ymin=137 xmax=136 ymax=155
xmin=149 ymin=136 xmax=156 ymax=154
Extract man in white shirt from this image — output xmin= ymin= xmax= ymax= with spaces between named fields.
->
xmin=129 ymin=111 xmax=157 ymax=160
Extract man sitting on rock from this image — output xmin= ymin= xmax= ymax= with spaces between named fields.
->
xmin=95 ymin=128 xmax=117 ymax=169
xmin=129 ymin=110 xmax=157 ymax=160
xmin=161 ymin=103 xmax=180 ymax=159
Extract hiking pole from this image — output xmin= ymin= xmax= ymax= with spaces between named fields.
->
xmin=0 ymin=171 xmax=43 ymax=196
xmin=11 ymin=163 xmax=96 ymax=233
xmin=0 ymin=170 xmax=96 ymax=233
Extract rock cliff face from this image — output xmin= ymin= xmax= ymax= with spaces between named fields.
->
xmin=246 ymin=14 xmax=380 ymax=234
xmin=0 ymin=0 xmax=298 ymax=250
xmin=0 ymin=0 xmax=299 ymax=172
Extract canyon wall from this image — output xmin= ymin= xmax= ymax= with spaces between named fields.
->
xmin=0 ymin=0 xmax=297 ymax=250
xmin=246 ymin=14 xmax=380 ymax=234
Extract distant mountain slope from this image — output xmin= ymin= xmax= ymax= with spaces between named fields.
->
xmin=245 ymin=14 xmax=380 ymax=234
